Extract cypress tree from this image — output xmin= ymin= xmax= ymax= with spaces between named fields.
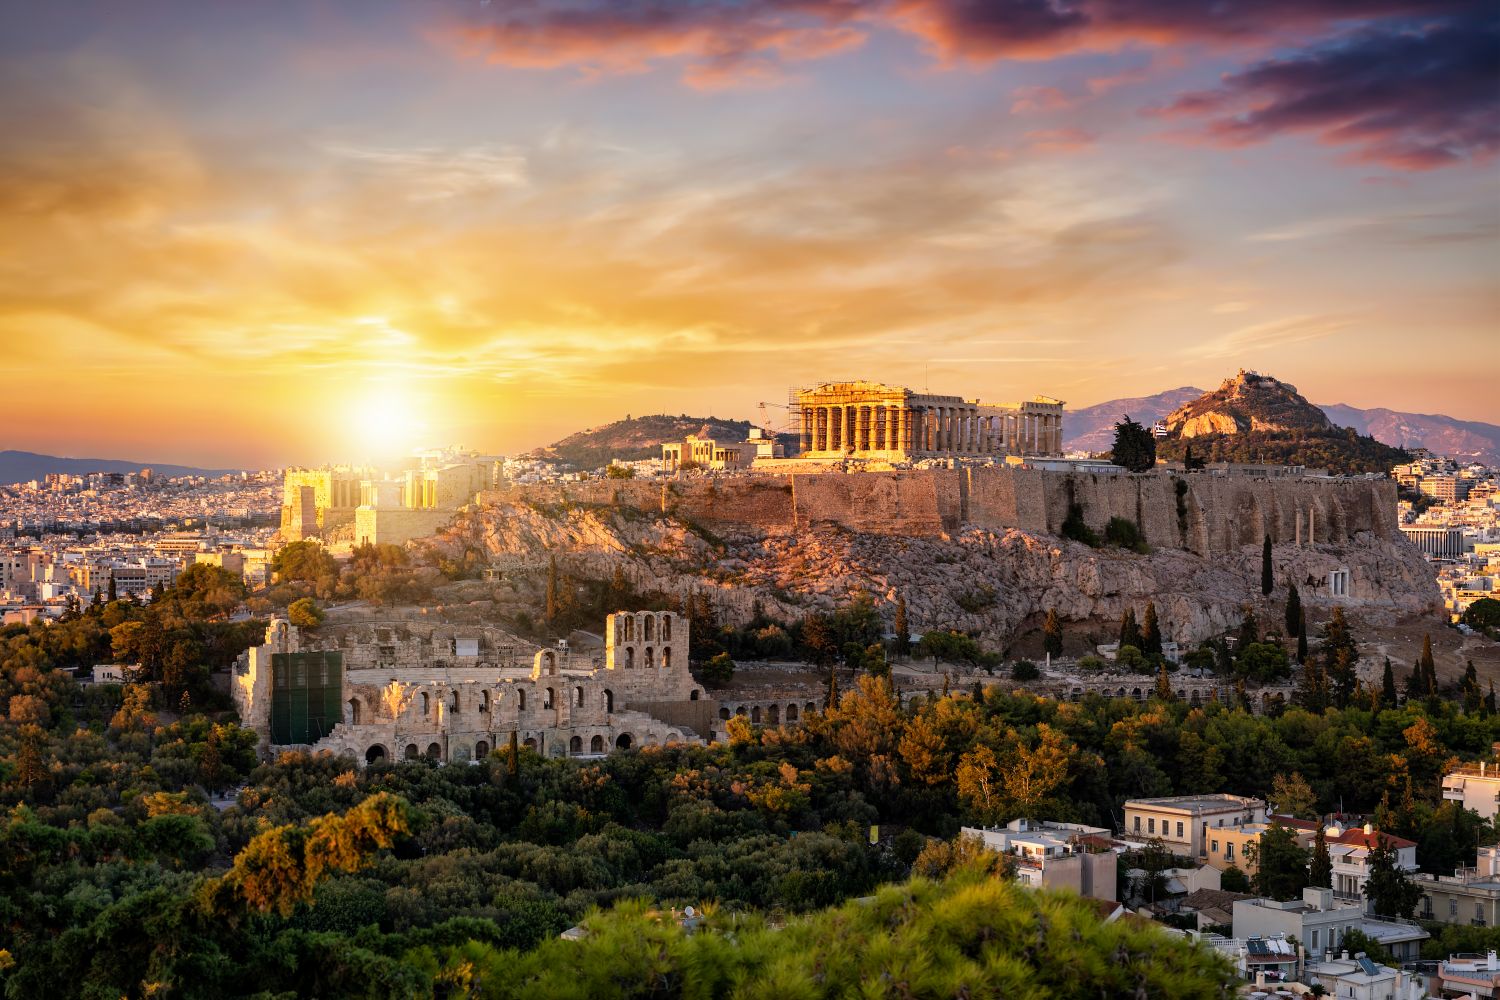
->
xmin=508 ymin=731 xmax=519 ymax=778
xmin=1042 ymin=608 xmax=1063 ymax=659
xmin=893 ymin=594 xmax=911 ymax=658
xmin=1284 ymin=583 xmax=1301 ymax=638
xmin=1296 ymin=609 xmax=1308 ymax=664
xmin=1381 ymin=658 xmax=1398 ymax=708
xmin=1118 ymin=607 xmax=1141 ymax=653
xmin=1309 ymin=827 xmax=1333 ymax=888
xmin=1463 ymin=661 xmax=1482 ymax=714
xmin=1237 ymin=607 xmax=1259 ymax=651
xmin=1141 ymin=602 xmax=1162 ymax=660
xmin=1420 ymin=635 xmax=1437 ymax=693
xmin=1261 ymin=535 xmax=1274 ymax=596
xmin=108 ymin=575 xmax=118 ymax=603
xmin=1154 ymin=662 xmax=1174 ymax=701
xmin=1487 ymin=681 xmax=1496 ymax=715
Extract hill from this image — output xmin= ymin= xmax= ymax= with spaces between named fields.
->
xmin=1062 ymin=386 xmax=1204 ymax=454
xmin=1320 ymin=404 xmax=1500 ymax=465
xmin=0 ymin=450 xmax=237 ymax=485
xmin=1154 ymin=371 xmax=1407 ymax=474
xmin=527 ymin=414 xmax=767 ymax=470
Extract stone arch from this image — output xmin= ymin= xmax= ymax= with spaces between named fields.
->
xmin=545 ymin=687 xmax=555 ymax=710
xmin=616 ymin=733 xmax=633 ymax=750
xmin=518 ymin=688 xmax=527 ymax=711
xmin=662 ymin=615 xmax=672 ymax=640
xmin=735 ymin=706 xmax=746 ymax=717
xmin=805 ymin=701 xmax=816 ymax=715
xmin=644 ymin=615 xmax=654 ymax=641
xmin=1131 ymin=687 xmax=1143 ymax=701
xmin=365 ymin=744 xmax=386 ymax=764
xmin=404 ymin=743 xmax=419 ymax=760
xmin=475 ymin=740 xmax=490 ymax=759
xmin=661 ymin=648 xmax=671 ymax=670
xmin=786 ymin=703 xmax=799 ymax=722
xmin=625 ymin=616 xmax=634 ymax=641
xmin=425 ymin=742 xmax=442 ymax=761
xmin=523 ymin=737 xmax=537 ymax=750
xmin=450 ymin=690 xmax=459 ymax=713
xmin=666 ymin=731 xmax=681 ymax=743
xmin=603 ymin=689 xmax=614 ymax=713
xmin=1189 ymin=690 xmax=1202 ymax=706
xmin=645 ymin=646 xmax=654 ymax=669
xmin=767 ymin=704 xmax=780 ymax=724
xmin=481 ymin=690 xmax=491 ymax=713
xmin=347 ymin=698 xmax=362 ymax=725
xmin=719 ymin=707 xmax=731 ymax=720
xmin=1116 ymin=686 xmax=1127 ymax=698
xmin=575 ymin=686 xmax=585 ymax=708
xmin=689 ymin=689 xmax=700 ymax=701
xmin=570 ymin=735 xmax=583 ymax=755
xmin=625 ymin=647 xmax=635 ymax=669
xmin=645 ymin=733 xmax=658 ymax=746
xmin=1071 ymin=687 xmax=1083 ymax=701
xmin=544 ymin=650 xmax=558 ymax=675
xmin=1176 ymin=689 xmax=1186 ymax=700
xmin=590 ymin=734 xmax=604 ymax=753
xmin=421 ymin=691 xmax=430 ymax=716
xmin=751 ymin=706 xmax=762 ymax=724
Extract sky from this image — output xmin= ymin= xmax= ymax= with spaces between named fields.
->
xmin=1 ymin=0 xmax=1496 ymax=468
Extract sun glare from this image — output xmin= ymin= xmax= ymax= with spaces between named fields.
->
xmin=350 ymin=383 xmax=426 ymax=462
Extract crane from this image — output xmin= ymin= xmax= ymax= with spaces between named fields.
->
xmin=758 ymin=400 xmax=794 ymax=437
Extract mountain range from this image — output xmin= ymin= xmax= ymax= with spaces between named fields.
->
xmin=1063 ymin=389 xmax=1500 ymax=464
xmin=0 ymin=451 xmax=237 ymax=486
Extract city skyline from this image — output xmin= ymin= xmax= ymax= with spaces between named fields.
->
xmin=2 ymin=0 xmax=1496 ymax=467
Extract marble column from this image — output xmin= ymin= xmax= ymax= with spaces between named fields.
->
xmin=801 ymin=408 xmax=813 ymax=454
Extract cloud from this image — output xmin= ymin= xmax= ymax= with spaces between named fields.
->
xmin=1151 ymin=6 xmax=1500 ymax=169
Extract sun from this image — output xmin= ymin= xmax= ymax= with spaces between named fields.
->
xmin=349 ymin=382 xmax=427 ymax=461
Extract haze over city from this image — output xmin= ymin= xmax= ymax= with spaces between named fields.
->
xmin=2 ymin=0 xmax=1496 ymax=468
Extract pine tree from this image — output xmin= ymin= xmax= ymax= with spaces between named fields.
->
xmin=1381 ymin=658 xmax=1398 ymax=708
xmin=1284 ymin=583 xmax=1301 ymax=638
xmin=826 ymin=663 xmax=840 ymax=709
xmin=1237 ymin=607 xmax=1259 ymax=650
xmin=1141 ymin=602 xmax=1162 ymax=660
xmin=1261 ymin=535 xmax=1274 ymax=596
xmin=1309 ymin=827 xmax=1333 ymax=888
xmin=1405 ymin=660 xmax=1425 ymax=701
xmin=15 ymin=726 xmax=46 ymax=790
xmin=1296 ymin=663 xmax=1329 ymax=713
xmin=893 ymin=594 xmax=911 ymax=658
xmin=1329 ymin=648 xmax=1357 ymax=709
xmin=1118 ymin=607 xmax=1141 ymax=653
xmin=1042 ymin=608 xmax=1063 ymax=659
xmin=90 ymin=588 xmax=101 ymax=609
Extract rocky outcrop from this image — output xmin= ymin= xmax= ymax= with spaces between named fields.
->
xmin=1164 ymin=370 xmax=1334 ymax=439
xmin=426 ymin=497 xmax=1440 ymax=649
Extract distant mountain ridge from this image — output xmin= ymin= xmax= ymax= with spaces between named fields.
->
xmin=1064 ymin=386 xmax=1500 ymax=465
xmin=0 ymin=451 xmax=236 ymax=486
xmin=528 ymin=414 xmax=777 ymax=470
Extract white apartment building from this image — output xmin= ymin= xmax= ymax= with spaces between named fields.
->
xmin=1232 ymin=889 xmax=1428 ymax=965
xmin=1122 ymin=794 xmax=1268 ymax=858
xmin=1328 ymin=825 xmax=1419 ymax=901
xmin=961 ymin=819 xmax=1117 ymax=901
xmin=1443 ymin=759 xmax=1500 ymax=822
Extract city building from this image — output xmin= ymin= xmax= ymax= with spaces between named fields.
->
xmin=1329 ymin=825 xmax=1419 ymax=901
xmin=1122 ymin=794 xmax=1269 ymax=859
xmin=1401 ymin=524 xmax=1468 ymax=559
xmin=792 ymin=381 xmax=1064 ymax=462
xmin=232 ymin=611 xmax=722 ymax=765
xmin=1307 ymin=952 xmax=1422 ymax=1000
xmin=1434 ymin=952 xmax=1500 ymax=998
xmin=1232 ymin=889 xmax=1428 ymax=965
xmin=1204 ymin=819 xmax=1318 ymax=876
xmin=960 ymin=819 xmax=1117 ymax=901
xmin=1442 ymin=759 xmax=1500 ymax=821
xmin=1416 ymin=845 xmax=1500 ymax=926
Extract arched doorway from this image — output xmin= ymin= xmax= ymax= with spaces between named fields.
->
xmin=767 ymin=704 xmax=780 ymax=724
xmin=719 ymin=707 xmax=730 ymax=720
xmin=591 ymin=735 xmax=604 ymax=753
xmin=425 ymin=742 xmax=442 ymax=761
xmin=348 ymin=699 xmax=362 ymax=725
xmin=523 ymin=737 xmax=537 ymax=750
xmin=616 ymin=733 xmax=633 ymax=750
xmin=570 ymin=735 xmax=583 ymax=754
xmin=404 ymin=744 xmax=419 ymax=760
xmin=365 ymin=745 xmax=386 ymax=764
xmin=603 ymin=689 xmax=614 ymax=713
xmin=475 ymin=740 xmax=490 ymax=759
xmin=689 ymin=689 xmax=700 ymax=701
xmin=786 ymin=704 xmax=798 ymax=722
xmin=751 ymin=706 xmax=761 ymax=724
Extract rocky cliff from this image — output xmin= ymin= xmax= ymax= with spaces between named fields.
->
xmin=1164 ymin=370 xmax=1333 ymax=439
xmin=427 ymin=494 xmax=1440 ymax=650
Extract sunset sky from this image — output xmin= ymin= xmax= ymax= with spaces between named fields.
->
xmin=2 ymin=0 xmax=1496 ymax=468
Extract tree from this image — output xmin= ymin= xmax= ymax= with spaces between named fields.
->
xmin=1271 ymin=772 xmax=1317 ymax=819
xmin=1462 ymin=661 xmax=1482 ymax=714
xmin=1110 ymin=415 xmax=1157 ymax=473
xmin=1011 ymin=660 xmax=1040 ymax=681
xmin=1308 ymin=827 xmax=1332 ymax=888
xmin=107 ymin=575 xmax=118 ymax=603
xmin=1118 ymin=607 xmax=1141 ymax=654
xmin=1154 ymin=663 xmax=1174 ymax=701
xmin=1245 ymin=823 xmax=1308 ymax=901
xmin=1284 ymin=583 xmax=1301 ymax=637
xmin=1296 ymin=609 xmax=1308 ymax=665
xmin=1381 ymin=658 xmax=1399 ymax=708
xmin=1364 ymin=835 xmax=1422 ymax=919
xmin=1462 ymin=597 xmax=1500 ymax=633
xmin=1042 ymin=609 xmax=1062 ymax=660
xmin=1237 ymin=608 xmax=1260 ymax=651
xmin=1420 ymin=634 xmax=1437 ymax=693
xmin=287 ymin=597 xmax=325 ymax=628
xmin=800 ymin=613 xmax=839 ymax=667
xmin=1295 ymin=663 xmax=1329 ymax=713
xmin=999 ymin=724 xmax=1076 ymax=816
xmin=700 ymin=652 xmax=735 ymax=687
xmin=1141 ymin=602 xmax=1163 ymax=661
xmin=892 ymin=593 xmax=911 ymax=658
xmin=1220 ymin=865 xmax=1251 ymax=893
xmin=1261 ymin=535 xmax=1274 ymax=596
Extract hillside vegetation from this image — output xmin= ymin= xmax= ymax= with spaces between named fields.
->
xmin=528 ymin=414 xmax=756 ymax=470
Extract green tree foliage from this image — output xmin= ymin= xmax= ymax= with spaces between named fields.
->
xmin=1245 ymin=823 xmax=1308 ymax=901
xmin=699 ymin=652 xmax=735 ymax=688
xmin=1104 ymin=517 xmax=1149 ymax=553
xmin=1141 ymin=602 xmax=1163 ymax=661
xmin=1463 ymin=597 xmax=1500 ymax=635
xmin=1041 ymin=609 xmax=1062 ymax=659
xmin=1110 ymin=416 xmax=1157 ymax=473
xmin=1011 ymin=660 xmax=1040 ymax=681
xmin=1060 ymin=502 xmax=1100 ymax=547
xmin=1220 ymin=865 xmax=1251 ymax=893
xmin=272 ymin=539 xmax=339 ymax=585
xmin=1155 ymin=426 xmax=1406 ymax=476
xmin=1364 ymin=835 xmax=1422 ymax=919
xmin=1285 ymin=583 xmax=1302 ymax=638
xmin=1308 ymin=827 xmax=1332 ymax=888
xmin=1118 ymin=607 xmax=1141 ymax=654
xmin=1382 ymin=659 xmax=1399 ymax=709
xmin=892 ymin=593 xmax=911 ymax=658
xmin=286 ymin=597 xmax=325 ymax=629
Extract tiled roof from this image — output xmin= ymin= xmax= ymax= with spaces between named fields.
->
xmin=1333 ymin=828 xmax=1417 ymax=850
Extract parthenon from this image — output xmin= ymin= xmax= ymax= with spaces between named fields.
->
xmin=794 ymin=381 xmax=1064 ymax=461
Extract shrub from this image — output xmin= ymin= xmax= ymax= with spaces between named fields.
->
xmin=1104 ymin=517 xmax=1149 ymax=554
xmin=1010 ymin=660 xmax=1040 ymax=681
xmin=1060 ymin=503 xmax=1100 ymax=547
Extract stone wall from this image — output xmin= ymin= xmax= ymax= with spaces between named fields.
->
xmin=479 ymin=468 xmax=1398 ymax=556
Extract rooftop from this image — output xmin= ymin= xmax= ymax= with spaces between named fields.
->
xmin=1126 ymin=794 xmax=1264 ymax=814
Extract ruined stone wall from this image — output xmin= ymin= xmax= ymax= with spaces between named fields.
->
xmin=479 ymin=469 xmax=1399 ymax=555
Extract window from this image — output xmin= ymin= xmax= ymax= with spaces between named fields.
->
xmin=1452 ymin=898 xmax=1460 ymax=916
xmin=1212 ymin=840 xmax=1219 ymax=853
xmin=1225 ymin=843 xmax=1234 ymax=861
xmin=1177 ymin=822 xmax=1184 ymax=838
xmin=1148 ymin=818 xmax=1155 ymax=834
xmin=1134 ymin=817 xmax=1141 ymax=833
xmin=1310 ymin=930 xmax=1319 ymax=950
